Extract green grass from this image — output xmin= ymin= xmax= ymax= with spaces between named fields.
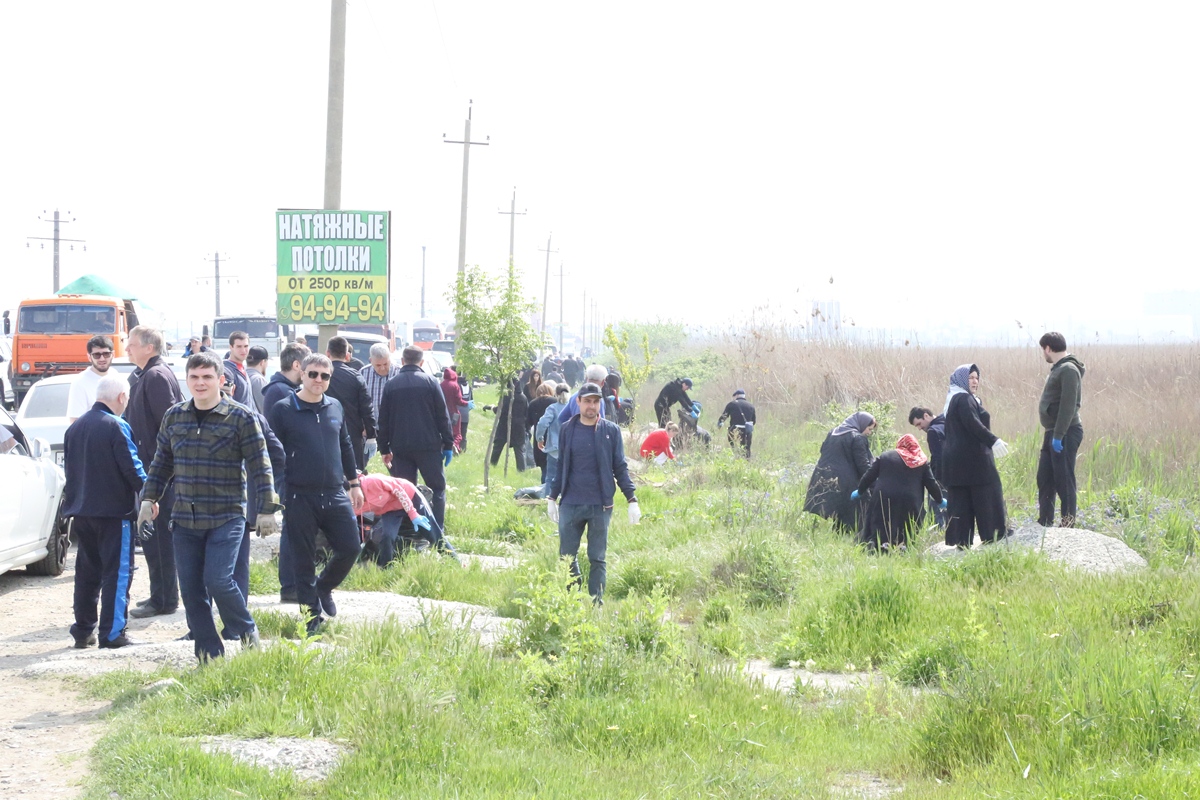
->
xmin=80 ymin=378 xmax=1200 ymax=799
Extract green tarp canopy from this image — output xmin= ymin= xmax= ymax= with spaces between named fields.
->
xmin=55 ymin=274 xmax=138 ymax=301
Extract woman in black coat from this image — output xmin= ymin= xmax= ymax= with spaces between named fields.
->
xmin=853 ymin=434 xmax=943 ymax=550
xmin=526 ymin=382 xmax=557 ymax=479
xmin=941 ymin=364 xmax=1010 ymax=548
xmin=804 ymin=411 xmax=876 ymax=533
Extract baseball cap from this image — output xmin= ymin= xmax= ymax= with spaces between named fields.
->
xmin=733 ymin=388 xmax=746 ymax=397
xmin=578 ymin=382 xmax=603 ymax=398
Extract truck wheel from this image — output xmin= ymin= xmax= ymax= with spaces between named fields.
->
xmin=26 ymin=500 xmax=70 ymax=577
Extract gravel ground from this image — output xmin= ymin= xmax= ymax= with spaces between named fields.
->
xmin=198 ymin=735 xmax=348 ymax=782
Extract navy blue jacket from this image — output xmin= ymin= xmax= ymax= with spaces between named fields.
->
xmin=223 ymin=360 xmax=252 ymax=406
xmin=549 ymin=416 xmax=637 ymax=506
xmin=262 ymin=371 xmax=299 ymax=414
xmin=62 ymin=402 xmax=147 ymax=519
xmin=124 ymin=355 xmax=183 ymax=467
xmin=925 ymin=414 xmax=947 ymax=481
xmin=377 ymin=364 xmax=454 ymax=455
xmin=267 ymin=392 xmax=357 ymax=490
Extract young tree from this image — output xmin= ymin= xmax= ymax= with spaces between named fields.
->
xmin=450 ymin=265 xmax=541 ymax=489
xmin=602 ymin=323 xmax=657 ymax=426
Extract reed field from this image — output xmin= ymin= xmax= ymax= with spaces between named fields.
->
xmin=81 ymin=335 xmax=1200 ymax=799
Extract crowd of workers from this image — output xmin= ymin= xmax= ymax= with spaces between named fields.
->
xmin=57 ymin=325 xmax=1081 ymax=656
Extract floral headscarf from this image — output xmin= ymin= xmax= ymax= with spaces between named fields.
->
xmin=895 ymin=434 xmax=928 ymax=468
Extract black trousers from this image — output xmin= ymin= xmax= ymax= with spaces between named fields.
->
xmin=142 ymin=481 xmax=178 ymax=611
xmin=945 ymin=481 xmax=1007 ymax=547
xmin=71 ymin=516 xmax=134 ymax=644
xmin=1037 ymin=425 xmax=1083 ymax=527
xmin=349 ymin=432 xmax=366 ymax=473
xmin=389 ymin=450 xmax=447 ymax=529
xmin=284 ymin=488 xmax=362 ymax=617
xmin=654 ymin=399 xmax=672 ymax=428
xmin=727 ymin=426 xmax=753 ymax=458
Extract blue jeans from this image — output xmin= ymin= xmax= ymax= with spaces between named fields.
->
xmin=557 ymin=504 xmax=612 ymax=601
xmin=543 ymin=454 xmax=559 ymax=497
xmin=174 ymin=517 xmax=256 ymax=661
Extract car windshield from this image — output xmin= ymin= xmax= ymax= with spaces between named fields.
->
xmin=18 ymin=304 xmax=115 ymax=335
xmin=213 ymin=319 xmax=279 ymax=338
xmin=413 ymin=330 xmax=441 ymax=343
xmin=21 ymin=384 xmax=71 ymax=418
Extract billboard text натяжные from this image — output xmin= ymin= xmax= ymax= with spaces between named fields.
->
xmin=276 ymin=210 xmax=390 ymax=324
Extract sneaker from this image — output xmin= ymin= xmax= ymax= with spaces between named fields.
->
xmin=240 ymin=628 xmax=261 ymax=649
xmin=305 ymin=615 xmax=326 ymax=636
xmin=129 ymin=603 xmax=177 ymax=619
xmin=73 ymin=632 xmax=97 ymax=649
xmin=318 ymin=591 xmax=337 ymax=617
xmin=135 ymin=597 xmax=154 ymax=608
xmin=99 ymin=633 xmax=146 ymax=649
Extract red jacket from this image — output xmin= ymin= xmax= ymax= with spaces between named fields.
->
xmin=441 ymin=368 xmax=466 ymax=412
xmin=640 ymin=429 xmax=675 ymax=460
xmin=360 ymin=474 xmax=420 ymax=520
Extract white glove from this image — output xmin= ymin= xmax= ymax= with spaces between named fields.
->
xmin=992 ymin=439 xmax=1010 ymax=458
xmin=628 ymin=501 xmax=641 ymax=525
xmin=255 ymin=512 xmax=281 ymax=537
xmin=547 ymin=498 xmax=560 ymax=523
xmin=137 ymin=501 xmax=156 ymax=529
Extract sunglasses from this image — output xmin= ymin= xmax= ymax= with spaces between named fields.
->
xmin=89 ymin=351 xmax=114 ymax=358
xmin=307 ymin=370 xmax=332 ymax=381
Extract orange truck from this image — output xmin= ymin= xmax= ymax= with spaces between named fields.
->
xmin=10 ymin=293 xmax=138 ymax=406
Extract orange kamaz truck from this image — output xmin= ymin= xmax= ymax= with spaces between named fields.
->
xmin=11 ymin=293 xmax=138 ymax=406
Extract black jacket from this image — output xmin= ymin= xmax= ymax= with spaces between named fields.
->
xmin=262 ymin=371 xmax=300 ymax=414
xmin=718 ymin=399 xmax=756 ymax=429
xmin=527 ymin=395 xmax=556 ymax=468
xmin=549 ymin=416 xmax=637 ymax=506
xmin=655 ymin=379 xmax=693 ymax=412
xmin=941 ymin=393 xmax=999 ymax=488
xmin=326 ymin=361 xmax=376 ymax=441
xmin=804 ymin=430 xmax=873 ymax=530
xmin=562 ymin=359 xmax=582 ymax=385
xmin=510 ymin=388 xmax=530 ymax=445
xmin=267 ymin=393 xmax=357 ymax=490
xmin=241 ymin=399 xmax=287 ymax=517
xmin=925 ymin=414 xmax=947 ymax=481
xmin=378 ymin=364 xmax=454 ymax=455
xmin=856 ymin=450 xmax=942 ymax=545
xmin=62 ymin=403 xmax=146 ymax=519
xmin=124 ymin=355 xmax=183 ymax=467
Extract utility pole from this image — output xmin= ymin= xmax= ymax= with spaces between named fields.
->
xmin=318 ymin=0 xmax=347 ymax=355
xmin=582 ymin=290 xmax=587 ymax=353
xmin=27 ymin=210 xmax=86 ymax=293
xmin=538 ymin=235 xmax=558 ymax=344
xmin=557 ymin=261 xmax=567 ymax=353
xmin=497 ymin=187 xmax=526 ymax=278
xmin=420 ymin=245 xmax=426 ymax=319
xmin=444 ymin=101 xmax=490 ymax=278
xmin=199 ymin=253 xmax=237 ymax=317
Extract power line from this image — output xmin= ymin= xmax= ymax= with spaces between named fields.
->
xmin=26 ymin=210 xmax=86 ymax=293
xmin=538 ymin=235 xmax=558 ymax=343
xmin=497 ymin=187 xmax=526 ymax=278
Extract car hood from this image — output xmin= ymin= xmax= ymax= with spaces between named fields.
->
xmin=16 ymin=417 xmax=72 ymax=449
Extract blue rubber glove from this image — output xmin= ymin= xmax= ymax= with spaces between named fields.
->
xmin=413 ymin=515 xmax=432 ymax=532
xmin=939 ymin=498 xmax=948 ymax=510
xmin=717 ymin=419 xmax=725 ymax=429
xmin=1051 ymin=438 xmax=1063 ymax=454
xmin=443 ymin=449 xmax=454 ymax=467
xmin=468 ymin=400 xmax=475 ymax=410
xmin=850 ymin=490 xmax=860 ymax=501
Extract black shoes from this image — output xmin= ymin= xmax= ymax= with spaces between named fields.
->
xmin=99 ymin=633 xmax=145 ymax=649
xmin=73 ymin=632 xmax=97 ymax=649
xmin=305 ymin=615 xmax=326 ymax=636
xmin=129 ymin=604 xmax=177 ymax=619
xmin=318 ymin=592 xmax=337 ymax=617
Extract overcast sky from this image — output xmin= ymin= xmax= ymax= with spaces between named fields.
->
xmin=3 ymin=2 xmax=1198 ymax=343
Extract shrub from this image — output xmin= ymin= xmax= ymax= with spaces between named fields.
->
xmin=609 ymin=586 xmax=684 ymax=658
xmin=711 ymin=534 xmax=799 ymax=607
xmin=503 ymin=560 xmax=603 ymax=658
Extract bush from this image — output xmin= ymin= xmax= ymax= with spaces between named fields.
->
xmin=609 ymin=586 xmax=684 ymax=658
xmin=608 ymin=552 xmax=696 ymax=600
xmin=710 ymin=534 xmax=799 ymax=607
xmin=503 ymin=560 xmax=603 ymax=658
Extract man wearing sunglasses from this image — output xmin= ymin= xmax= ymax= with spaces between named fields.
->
xmin=67 ymin=335 xmax=116 ymax=422
xmin=267 ymin=353 xmax=365 ymax=634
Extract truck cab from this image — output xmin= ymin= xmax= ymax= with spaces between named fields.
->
xmin=11 ymin=294 xmax=138 ymax=406
xmin=211 ymin=316 xmax=294 ymax=358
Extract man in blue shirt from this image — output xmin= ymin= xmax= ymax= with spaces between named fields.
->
xmin=547 ymin=383 xmax=639 ymax=602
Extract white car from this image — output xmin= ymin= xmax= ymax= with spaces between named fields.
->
xmin=0 ymin=405 xmax=68 ymax=576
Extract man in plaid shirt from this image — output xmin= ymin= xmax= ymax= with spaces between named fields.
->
xmin=359 ymin=342 xmax=401 ymax=464
xmin=140 ymin=352 xmax=281 ymax=662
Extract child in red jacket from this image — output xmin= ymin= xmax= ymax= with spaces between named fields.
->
xmin=360 ymin=473 xmax=458 ymax=564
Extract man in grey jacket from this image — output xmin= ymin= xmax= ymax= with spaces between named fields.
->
xmin=1037 ymin=332 xmax=1085 ymax=528
xmin=546 ymin=383 xmax=639 ymax=602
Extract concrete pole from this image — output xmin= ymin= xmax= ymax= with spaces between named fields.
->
xmin=539 ymin=235 xmax=554 ymax=342
xmin=214 ymin=253 xmax=221 ymax=316
xmin=456 ymin=110 xmax=471 ymax=277
xmin=319 ymin=0 xmax=347 ymax=355
xmin=558 ymin=261 xmax=565 ymax=353
xmin=52 ymin=211 xmax=61 ymax=293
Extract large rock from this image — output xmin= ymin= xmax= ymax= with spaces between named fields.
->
xmin=928 ymin=525 xmax=1147 ymax=574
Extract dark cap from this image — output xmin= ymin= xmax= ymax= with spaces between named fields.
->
xmin=578 ymin=382 xmax=603 ymax=399
xmin=733 ymin=388 xmax=746 ymax=397
xmin=247 ymin=346 xmax=270 ymax=366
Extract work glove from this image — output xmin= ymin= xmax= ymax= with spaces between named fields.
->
xmin=443 ymin=449 xmax=454 ymax=467
xmin=992 ymin=439 xmax=1010 ymax=458
xmin=628 ymin=501 xmax=641 ymax=525
xmin=939 ymin=498 xmax=949 ymax=510
xmin=413 ymin=515 xmax=432 ymax=532
xmin=468 ymin=400 xmax=475 ymax=410
xmin=255 ymin=513 xmax=281 ymax=537
xmin=547 ymin=498 xmax=560 ymax=523
xmin=1051 ymin=438 xmax=1063 ymax=454
xmin=137 ymin=501 xmax=156 ymax=531
xmin=850 ymin=490 xmax=860 ymax=501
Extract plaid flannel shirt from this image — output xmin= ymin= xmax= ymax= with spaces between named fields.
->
xmin=142 ymin=396 xmax=281 ymax=529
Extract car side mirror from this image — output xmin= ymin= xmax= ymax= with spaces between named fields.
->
xmin=31 ymin=437 xmax=52 ymax=461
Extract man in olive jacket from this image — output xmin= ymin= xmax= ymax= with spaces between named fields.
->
xmin=1037 ymin=332 xmax=1085 ymax=528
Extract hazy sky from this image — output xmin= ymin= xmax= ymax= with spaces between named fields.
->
xmin=3 ymin=2 xmax=1198 ymax=342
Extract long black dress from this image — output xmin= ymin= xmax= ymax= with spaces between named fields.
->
xmin=856 ymin=451 xmax=943 ymax=548
xmin=804 ymin=430 xmax=873 ymax=532
xmin=941 ymin=392 xmax=1006 ymax=546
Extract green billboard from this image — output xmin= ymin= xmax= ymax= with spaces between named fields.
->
xmin=276 ymin=209 xmax=390 ymax=324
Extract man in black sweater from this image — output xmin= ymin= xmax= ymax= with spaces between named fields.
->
xmin=325 ymin=336 xmax=376 ymax=472
xmin=909 ymin=406 xmax=948 ymax=526
xmin=717 ymin=389 xmax=756 ymax=458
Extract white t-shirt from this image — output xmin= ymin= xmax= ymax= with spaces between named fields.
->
xmin=66 ymin=368 xmax=107 ymax=419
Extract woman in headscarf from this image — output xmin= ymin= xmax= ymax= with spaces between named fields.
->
xmin=804 ymin=411 xmax=876 ymax=533
xmin=940 ymin=364 xmax=1011 ymax=548
xmin=852 ymin=434 xmax=944 ymax=551
xmin=440 ymin=367 xmax=467 ymax=451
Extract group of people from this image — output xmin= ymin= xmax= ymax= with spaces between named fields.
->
xmin=61 ymin=329 xmax=464 ymax=660
xmin=804 ymin=331 xmax=1085 ymax=551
